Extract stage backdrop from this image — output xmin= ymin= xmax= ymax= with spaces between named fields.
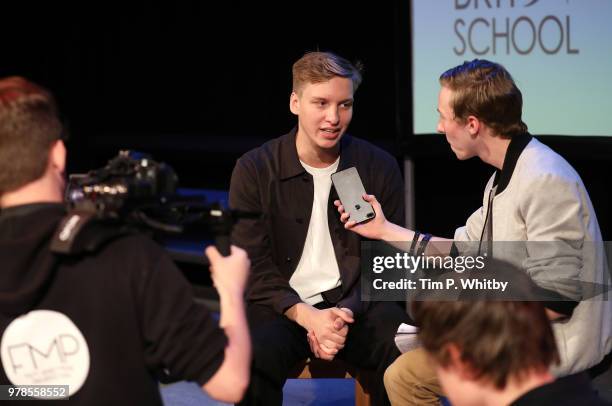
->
xmin=412 ymin=0 xmax=612 ymax=136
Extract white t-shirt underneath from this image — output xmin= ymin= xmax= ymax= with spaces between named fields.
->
xmin=289 ymin=158 xmax=341 ymax=305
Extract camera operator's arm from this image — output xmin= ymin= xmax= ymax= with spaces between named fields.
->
xmin=202 ymin=245 xmax=251 ymax=403
xmin=135 ymin=238 xmax=244 ymax=403
xmin=229 ymin=156 xmax=302 ymax=314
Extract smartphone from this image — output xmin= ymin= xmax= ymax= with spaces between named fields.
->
xmin=331 ymin=167 xmax=375 ymax=224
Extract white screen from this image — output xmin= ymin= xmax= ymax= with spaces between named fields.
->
xmin=412 ymin=0 xmax=612 ymax=136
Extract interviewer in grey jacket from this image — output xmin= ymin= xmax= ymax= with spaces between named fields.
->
xmin=336 ymin=59 xmax=612 ymax=406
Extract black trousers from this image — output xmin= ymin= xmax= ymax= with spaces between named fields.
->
xmin=238 ymin=301 xmax=411 ymax=406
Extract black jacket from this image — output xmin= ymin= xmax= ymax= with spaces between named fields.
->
xmin=0 ymin=204 xmax=227 ymax=405
xmin=229 ymin=128 xmax=404 ymax=316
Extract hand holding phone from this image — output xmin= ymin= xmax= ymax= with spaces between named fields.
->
xmin=331 ymin=167 xmax=375 ymax=224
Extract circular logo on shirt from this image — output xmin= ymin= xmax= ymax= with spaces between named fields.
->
xmin=1 ymin=310 xmax=90 ymax=398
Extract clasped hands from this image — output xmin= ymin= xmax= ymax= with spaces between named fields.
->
xmin=305 ymin=306 xmax=354 ymax=361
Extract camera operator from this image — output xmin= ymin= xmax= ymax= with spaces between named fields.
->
xmin=0 ymin=76 xmax=250 ymax=404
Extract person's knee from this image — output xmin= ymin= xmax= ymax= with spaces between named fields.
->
xmin=385 ymin=350 xmax=438 ymax=388
xmin=384 ymin=353 xmax=442 ymax=406
xmin=251 ymin=336 xmax=286 ymax=368
xmin=250 ymin=323 xmax=307 ymax=375
xmin=384 ymin=354 xmax=410 ymax=387
xmin=383 ymin=360 xmax=400 ymax=390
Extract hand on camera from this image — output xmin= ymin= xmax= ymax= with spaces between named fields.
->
xmin=205 ymin=245 xmax=250 ymax=298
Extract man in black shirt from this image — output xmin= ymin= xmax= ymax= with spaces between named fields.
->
xmin=230 ymin=51 xmax=410 ymax=405
xmin=0 ymin=76 xmax=251 ymax=405
xmin=411 ymin=260 xmax=610 ymax=406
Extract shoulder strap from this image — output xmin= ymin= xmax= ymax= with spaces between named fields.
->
xmin=50 ymin=210 xmax=132 ymax=255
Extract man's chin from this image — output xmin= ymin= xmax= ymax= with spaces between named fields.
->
xmin=450 ymin=146 xmax=469 ymax=161
xmin=316 ymin=141 xmax=341 ymax=152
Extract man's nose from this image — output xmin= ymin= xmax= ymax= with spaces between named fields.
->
xmin=326 ymin=106 xmax=340 ymax=125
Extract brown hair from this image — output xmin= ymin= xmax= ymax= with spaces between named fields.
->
xmin=292 ymin=51 xmax=363 ymax=95
xmin=0 ymin=76 xmax=63 ymax=194
xmin=439 ymin=59 xmax=528 ymax=138
xmin=412 ymin=299 xmax=559 ymax=390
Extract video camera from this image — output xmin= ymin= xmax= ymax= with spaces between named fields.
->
xmin=51 ymin=150 xmax=256 ymax=256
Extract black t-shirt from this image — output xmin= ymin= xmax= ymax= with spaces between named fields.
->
xmin=512 ymin=373 xmax=611 ymax=406
xmin=0 ymin=204 xmax=227 ymax=405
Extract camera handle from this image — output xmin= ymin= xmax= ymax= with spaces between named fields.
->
xmin=215 ymin=235 xmax=231 ymax=257
xmin=207 ymin=204 xmax=233 ymax=257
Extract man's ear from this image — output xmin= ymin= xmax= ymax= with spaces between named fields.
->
xmin=49 ymin=140 xmax=66 ymax=175
xmin=465 ymin=115 xmax=481 ymax=137
xmin=289 ymin=91 xmax=300 ymax=116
